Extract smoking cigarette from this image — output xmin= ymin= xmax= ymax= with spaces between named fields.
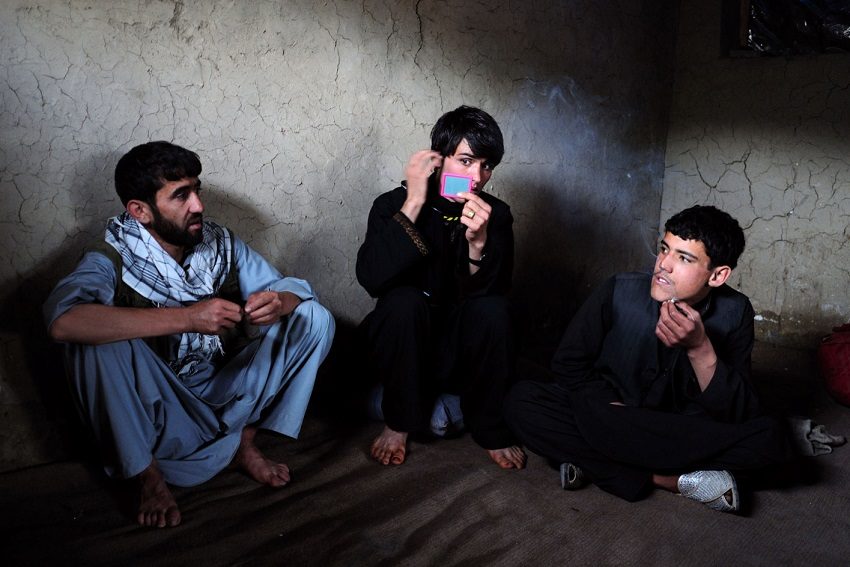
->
xmin=669 ymin=297 xmax=693 ymax=320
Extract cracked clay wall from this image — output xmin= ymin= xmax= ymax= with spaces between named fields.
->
xmin=0 ymin=0 xmax=677 ymax=471
xmin=662 ymin=2 xmax=850 ymax=348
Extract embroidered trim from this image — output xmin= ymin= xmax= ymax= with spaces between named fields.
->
xmin=393 ymin=212 xmax=429 ymax=256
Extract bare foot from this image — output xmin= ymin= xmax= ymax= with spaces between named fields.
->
xmin=370 ymin=425 xmax=408 ymax=465
xmin=487 ymin=446 xmax=527 ymax=469
xmin=235 ymin=426 xmax=291 ymax=487
xmin=136 ymin=461 xmax=181 ymax=528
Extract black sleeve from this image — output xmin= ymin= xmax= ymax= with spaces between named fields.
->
xmin=459 ymin=199 xmax=513 ymax=298
xmin=684 ymin=299 xmax=760 ymax=422
xmin=551 ymin=277 xmax=621 ymax=403
xmin=356 ymin=190 xmax=429 ymax=298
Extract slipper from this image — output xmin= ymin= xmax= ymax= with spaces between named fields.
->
xmin=678 ymin=470 xmax=740 ymax=513
xmin=559 ymin=462 xmax=587 ymax=490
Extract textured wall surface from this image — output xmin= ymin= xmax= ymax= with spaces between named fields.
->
xmin=0 ymin=0 xmax=677 ymax=470
xmin=662 ymin=2 xmax=850 ymax=347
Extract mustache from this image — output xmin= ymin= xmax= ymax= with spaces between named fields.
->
xmin=653 ymin=269 xmax=676 ymax=289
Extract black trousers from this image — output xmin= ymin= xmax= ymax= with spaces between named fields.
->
xmin=504 ymin=380 xmax=791 ymax=501
xmin=361 ymin=286 xmax=517 ymax=449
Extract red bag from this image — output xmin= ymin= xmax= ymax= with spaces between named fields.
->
xmin=817 ymin=324 xmax=850 ymax=407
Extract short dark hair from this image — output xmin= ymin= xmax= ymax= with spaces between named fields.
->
xmin=430 ymin=106 xmax=504 ymax=168
xmin=114 ymin=141 xmax=202 ymax=205
xmin=664 ymin=205 xmax=746 ymax=269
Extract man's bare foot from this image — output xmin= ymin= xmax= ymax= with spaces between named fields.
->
xmin=235 ymin=426 xmax=291 ymax=487
xmin=488 ymin=446 xmax=527 ymax=469
xmin=371 ymin=425 xmax=408 ymax=465
xmin=137 ymin=461 xmax=181 ymax=528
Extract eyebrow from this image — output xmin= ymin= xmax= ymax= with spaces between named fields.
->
xmin=169 ymin=180 xmax=201 ymax=197
xmin=661 ymin=239 xmax=700 ymax=262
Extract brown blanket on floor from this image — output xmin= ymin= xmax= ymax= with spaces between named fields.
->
xmin=4 ymin=397 xmax=850 ymax=567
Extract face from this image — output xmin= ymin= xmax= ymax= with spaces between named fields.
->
xmin=650 ymin=232 xmax=727 ymax=305
xmin=146 ymin=177 xmax=205 ymax=249
xmin=439 ymin=138 xmax=494 ymax=193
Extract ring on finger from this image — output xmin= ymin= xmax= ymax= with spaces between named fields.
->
xmin=466 ymin=210 xmax=475 ymax=219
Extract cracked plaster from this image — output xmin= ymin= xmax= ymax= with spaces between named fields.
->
xmin=662 ymin=1 xmax=850 ymax=347
xmin=1 ymin=0 xmax=677 ymax=469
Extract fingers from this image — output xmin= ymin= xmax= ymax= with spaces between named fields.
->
xmin=244 ymin=291 xmax=269 ymax=313
xmin=210 ymin=299 xmax=242 ymax=328
xmin=244 ymin=291 xmax=281 ymax=325
xmin=188 ymin=298 xmax=241 ymax=334
xmin=656 ymin=301 xmax=702 ymax=348
xmin=404 ymin=149 xmax=443 ymax=181
xmin=457 ymin=193 xmax=491 ymax=233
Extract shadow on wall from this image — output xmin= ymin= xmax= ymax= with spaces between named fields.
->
xmin=0 ymin=149 xmax=120 ymax=469
xmin=0 ymin=237 xmax=94 ymax=467
xmin=509 ymin=179 xmax=661 ymax=361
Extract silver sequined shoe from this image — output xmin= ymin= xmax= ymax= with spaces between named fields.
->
xmin=677 ymin=470 xmax=739 ymax=513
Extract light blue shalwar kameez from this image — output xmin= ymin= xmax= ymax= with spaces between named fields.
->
xmin=44 ymin=235 xmax=335 ymax=487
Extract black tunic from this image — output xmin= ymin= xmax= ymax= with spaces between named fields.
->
xmin=356 ymin=184 xmax=517 ymax=449
xmin=505 ymin=273 xmax=790 ymax=501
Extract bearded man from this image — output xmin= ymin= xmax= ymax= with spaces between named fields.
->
xmin=45 ymin=141 xmax=334 ymax=528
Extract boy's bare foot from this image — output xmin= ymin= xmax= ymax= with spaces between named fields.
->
xmin=235 ymin=426 xmax=290 ymax=487
xmin=371 ymin=425 xmax=408 ymax=465
xmin=487 ymin=446 xmax=527 ymax=469
xmin=137 ymin=461 xmax=181 ymax=528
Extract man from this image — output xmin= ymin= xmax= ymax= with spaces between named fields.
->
xmin=356 ymin=106 xmax=525 ymax=469
xmin=505 ymin=205 xmax=789 ymax=512
xmin=44 ymin=141 xmax=335 ymax=528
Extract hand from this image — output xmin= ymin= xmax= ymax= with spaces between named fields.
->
xmin=244 ymin=291 xmax=302 ymax=325
xmin=186 ymin=298 xmax=242 ymax=334
xmin=403 ymin=149 xmax=443 ymax=203
xmin=456 ymin=192 xmax=491 ymax=250
xmin=655 ymin=300 xmax=707 ymax=350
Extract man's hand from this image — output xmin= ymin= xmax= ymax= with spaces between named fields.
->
xmin=456 ymin=191 xmax=491 ymax=255
xmin=244 ymin=291 xmax=302 ymax=326
xmin=655 ymin=300 xmax=706 ymax=349
xmin=400 ymin=150 xmax=443 ymax=223
xmin=656 ymin=300 xmax=718 ymax=391
xmin=185 ymin=298 xmax=243 ymax=334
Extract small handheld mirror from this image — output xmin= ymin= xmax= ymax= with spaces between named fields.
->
xmin=440 ymin=173 xmax=473 ymax=200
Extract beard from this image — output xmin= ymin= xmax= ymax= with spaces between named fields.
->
xmin=149 ymin=207 xmax=204 ymax=248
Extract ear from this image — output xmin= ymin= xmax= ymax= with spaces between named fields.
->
xmin=126 ymin=199 xmax=153 ymax=224
xmin=707 ymin=265 xmax=732 ymax=288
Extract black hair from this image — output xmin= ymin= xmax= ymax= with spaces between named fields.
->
xmin=664 ymin=205 xmax=746 ymax=269
xmin=430 ymin=106 xmax=504 ymax=167
xmin=114 ymin=141 xmax=202 ymax=205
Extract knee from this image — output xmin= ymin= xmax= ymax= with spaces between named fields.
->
xmin=67 ymin=340 xmax=135 ymax=373
xmin=373 ymin=286 xmax=429 ymax=321
xmin=293 ymin=300 xmax=336 ymax=340
xmin=381 ymin=286 xmax=428 ymax=309
xmin=462 ymin=296 xmax=511 ymax=331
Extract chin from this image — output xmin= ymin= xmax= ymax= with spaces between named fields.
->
xmin=650 ymin=285 xmax=671 ymax=303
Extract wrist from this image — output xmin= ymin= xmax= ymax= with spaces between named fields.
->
xmin=686 ymin=339 xmax=716 ymax=364
xmin=400 ymin=198 xmax=424 ymax=223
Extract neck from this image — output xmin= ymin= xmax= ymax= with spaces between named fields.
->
xmin=153 ymin=234 xmax=186 ymax=263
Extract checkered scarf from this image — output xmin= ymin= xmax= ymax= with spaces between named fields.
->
xmin=104 ymin=212 xmax=233 ymax=365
